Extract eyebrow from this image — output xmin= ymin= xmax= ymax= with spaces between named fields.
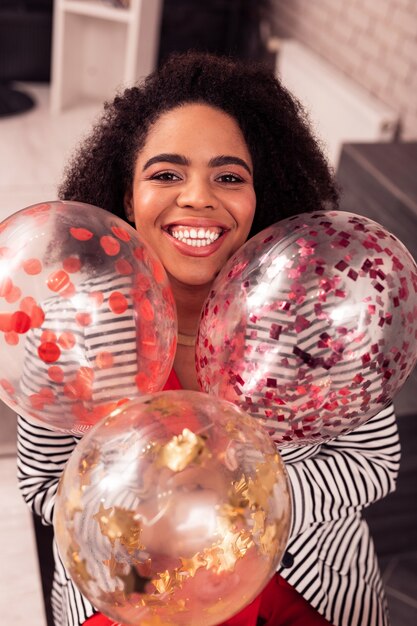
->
xmin=142 ymin=153 xmax=252 ymax=175
xmin=142 ymin=153 xmax=189 ymax=171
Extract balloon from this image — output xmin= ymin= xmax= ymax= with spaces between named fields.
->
xmin=196 ymin=210 xmax=417 ymax=446
xmin=0 ymin=201 xmax=177 ymax=433
xmin=54 ymin=390 xmax=291 ymax=626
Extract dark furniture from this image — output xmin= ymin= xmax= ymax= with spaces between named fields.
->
xmin=0 ymin=0 xmax=53 ymax=116
xmin=337 ymin=142 xmax=417 ymax=557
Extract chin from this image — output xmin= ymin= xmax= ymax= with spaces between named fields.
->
xmin=170 ymin=271 xmax=217 ymax=290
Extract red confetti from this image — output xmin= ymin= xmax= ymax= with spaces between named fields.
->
xmin=100 ymin=235 xmax=120 ymax=256
xmin=48 ymin=366 xmax=64 ymax=383
xmin=22 ymin=258 xmax=42 ymax=275
xmin=138 ymin=298 xmax=154 ymax=322
xmin=151 ymin=259 xmax=166 ymax=284
xmin=30 ymin=306 xmax=45 ymax=328
xmin=58 ymin=332 xmax=76 ymax=349
xmin=135 ymin=372 xmax=150 ymax=392
xmin=41 ymin=330 xmax=57 ymax=343
xmin=70 ymin=227 xmax=94 ymax=241
xmin=47 ymin=269 xmax=71 ymax=293
xmin=89 ymin=291 xmax=104 ymax=308
xmin=11 ymin=311 xmax=31 ymax=334
xmin=63 ymin=256 xmax=82 ymax=273
xmin=38 ymin=342 xmax=61 ymax=363
xmin=115 ymin=259 xmax=133 ymax=275
xmin=20 ymin=297 xmax=37 ymax=314
xmin=111 ymin=225 xmax=131 ymax=241
xmin=75 ymin=312 xmax=92 ymax=327
xmin=96 ymin=351 xmax=114 ymax=369
xmin=0 ymin=277 xmax=13 ymax=298
xmin=0 ymin=379 xmax=15 ymax=395
xmin=5 ymin=285 xmax=21 ymax=303
xmin=109 ymin=292 xmax=128 ymax=315
xmin=5 ymin=332 xmax=19 ymax=345
xmin=134 ymin=274 xmax=152 ymax=292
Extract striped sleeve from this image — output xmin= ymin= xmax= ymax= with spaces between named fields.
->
xmin=17 ymin=415 xmax=78 ymax=525
xmin=284 ymin=402 xmax=401 ymax=538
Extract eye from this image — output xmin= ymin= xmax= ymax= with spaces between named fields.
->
xmin=150 ymin=171 xmax=181 ymax=182
xmin=216 ymin=172 xmax=244 ymax=184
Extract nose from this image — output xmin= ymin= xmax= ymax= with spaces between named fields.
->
xmin=176 ymin=176 xmax=219 ymax=210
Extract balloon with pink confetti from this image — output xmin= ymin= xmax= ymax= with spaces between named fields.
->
xmin=196 ymin=211 xmax=417 ymax=446
xmin=0 ymin=201 xmax=177 ymax=434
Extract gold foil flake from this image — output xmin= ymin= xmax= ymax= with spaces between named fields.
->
xmin=103 ymin=554 xmax=126 ymax=579
xmin=179 ymin=552 xmax=207 ymax=576
xmin=149 ymin=396 xmax=180 ymax=417
xmin=93 ymin=502 xmax=143 ymax=552
xmin=256 ymin=459 xmax=279 ymax=492
xmin=218 ymin=475 xmax=250 ymax=524
xmin=68 ymin=547 xmax=94 ymax=586
xmin=78 ymin=446 xmax=100 ymax=487
xmin=259 ymin=523 xmax=278 ymax=557
xmin=251 ymin=509 xmax=266 ymax=535
xmin=225 ymin=419 xmax=239 ymax=434
xmin=203 ymin=529 xmax=253 ymax=574
xmin=138 ymin=594 xmax=166 ymax=608
xmin=232 ymin=475 xmax=250 ymax=499
xmin=97 ymin=588 xmax=127 ymax=607
xmin=158 ymin=428 xmax=207 ymax=472
xmin=65 ymin=485 xmax=83 ymax=520
xmin=202 ymin=547 xmax=222 ymax=572
xmin=151 ymin=568 xmax=183 ymax=595
xmin=242 ymin=459 xmax=278 ymax=511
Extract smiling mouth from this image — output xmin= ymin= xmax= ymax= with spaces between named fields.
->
xmin=165 ymin=225 xmax=225 ymax=247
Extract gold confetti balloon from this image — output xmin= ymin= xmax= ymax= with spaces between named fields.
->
xmin=54 ymin=390 xmax=291 ymax=625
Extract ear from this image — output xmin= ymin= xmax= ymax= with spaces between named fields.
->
xmin=123 ymin=190 xmax=134 ymax=223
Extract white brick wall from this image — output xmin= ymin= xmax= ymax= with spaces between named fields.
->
xmin=270 ymin=0 xmax=417 ymax=140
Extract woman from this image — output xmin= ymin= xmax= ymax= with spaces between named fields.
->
xmin=17 ymin=52 xmax=400 ymax=626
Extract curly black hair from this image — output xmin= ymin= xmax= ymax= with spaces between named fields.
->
xmin=59 ymin=51 xmax=339 ymax=239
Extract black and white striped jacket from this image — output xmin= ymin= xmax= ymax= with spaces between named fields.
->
xmin=16 ymin=275 xmax=401 ymax=626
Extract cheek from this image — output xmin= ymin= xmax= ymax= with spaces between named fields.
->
xmin=132 ymin=190 xmax=161 ymax=227
xmin=235 ymin=193 xmax=256 ymax=231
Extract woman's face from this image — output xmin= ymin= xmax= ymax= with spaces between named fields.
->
xmin=125 ymin=103 xmax=256 ymax=289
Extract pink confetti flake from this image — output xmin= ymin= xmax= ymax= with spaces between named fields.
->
xmin=392 ymin=256 xmax=404 ymax=271
xmin=347 ymin=268 xmax=358 ymax=281
xmin=295 ymin=315 xmax=311 ymax=332
xmin=372 ymin=281 xmax=385 ymax=292
xmin=270 ymin=324 xmax=282 ymax=340
xmin=335 ymin=260 xmax=348 ymax=271
xmin=361 ymin=259 xmax=373 ymax=272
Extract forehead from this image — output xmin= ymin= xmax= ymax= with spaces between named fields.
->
xmin=140 ymin=103 xmax=251 ymax=159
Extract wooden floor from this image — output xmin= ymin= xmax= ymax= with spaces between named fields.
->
xmin=0 ymin=85 xmax=416 ymax=625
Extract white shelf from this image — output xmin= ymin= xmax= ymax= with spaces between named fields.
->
xmin=50 ymin=0 xmax=162 ymax=113
xmin=61 ymin=0 xmax=132 ymax=23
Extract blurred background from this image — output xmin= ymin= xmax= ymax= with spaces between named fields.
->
xmin=0 ymin=1 xmax=416 ymax=624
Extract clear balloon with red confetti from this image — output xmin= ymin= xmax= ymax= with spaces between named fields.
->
xmin=196 ymin=211 xmax=417 ymax=446
xmin=0 ymin=201 xmax=177 ymax=434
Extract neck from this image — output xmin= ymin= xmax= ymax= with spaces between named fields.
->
xmin=169 ymin=277 xmax=212 ymax=336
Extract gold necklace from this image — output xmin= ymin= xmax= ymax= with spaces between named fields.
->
xmin=177 ymin=332 xmax=196 ymax=347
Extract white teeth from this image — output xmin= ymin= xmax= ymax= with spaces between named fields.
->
xmin=169 ymin=225 xmax=222 ymax=247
